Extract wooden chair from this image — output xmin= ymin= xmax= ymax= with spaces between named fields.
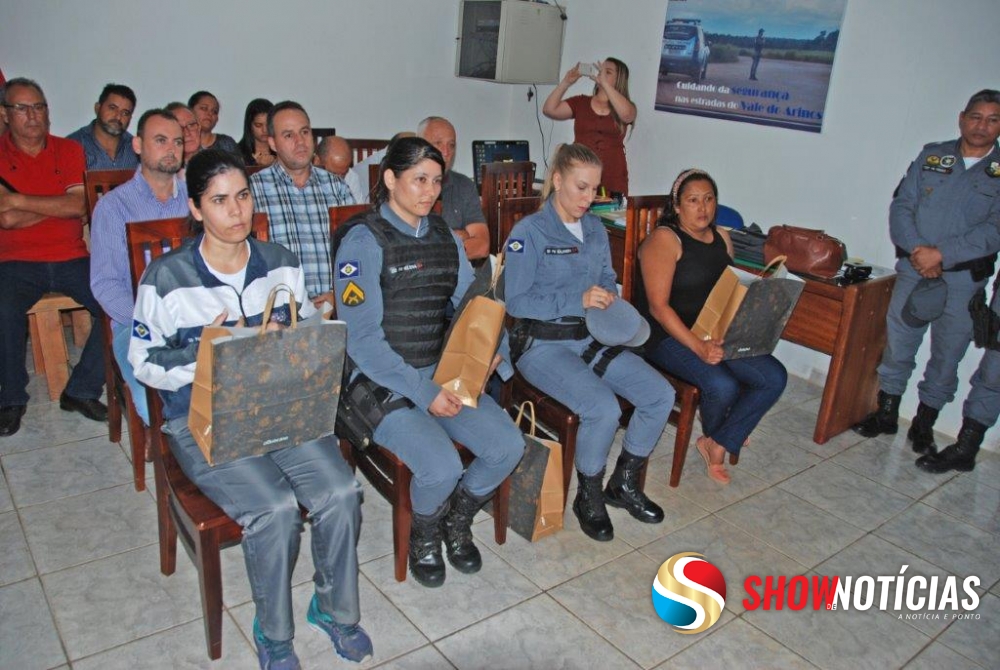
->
xmin=128 ymin=213 xmax=270 ymax=660
xmin=346 ymin=138 xmax=389 ymax=164
xmin=328 ymin=202 xmax=510 ymax=581
xmin=82 ymin=168 xmax=146 ymax=489
xmin=480 ymin=161 xmax=536 ymax=256
xmin=312 ymin=127 xmax=337 ymax=141
xmin=26 ymin=295 xmax=92 ymax=400
xmin=623 ymin=195 xmax=737 ymax=487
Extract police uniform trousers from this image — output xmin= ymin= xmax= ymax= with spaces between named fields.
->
xmin=166 ymin=418 xmax=362 ymax=643
xmin=516 ymin=338 xmax=674 ymax=477
xmin=878 ymin=261 xmax=985 ymax=410
xmin=372 ymin=373 xmax=525 ymax=516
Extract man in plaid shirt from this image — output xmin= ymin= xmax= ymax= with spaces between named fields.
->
xmin=251 ymin=100 xmax=354 ymax=307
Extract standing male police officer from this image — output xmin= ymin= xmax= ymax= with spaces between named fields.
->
xmin=855 ymin=89 xmax=1000 ymax=452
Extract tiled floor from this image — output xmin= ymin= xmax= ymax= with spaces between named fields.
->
xmin=2 ymin=364 xmax=998 ymax=669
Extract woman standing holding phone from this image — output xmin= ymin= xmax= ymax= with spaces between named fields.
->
xmin=542 ymin=58 xmax=636 ymax=197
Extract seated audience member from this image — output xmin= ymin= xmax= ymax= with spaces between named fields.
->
xmin=250 ymin=100 xmax=354 ymax=308
xmin=639 ymin=169 xmax=787 ymax=485
xmin=353 ymin=131 xmax=415 ymax=205
xmin=188 ymin=90 xmax=239 ymax=155
xmin=90 ymin=108 xmax=188 ymax=425
xmin=164 ymin=102 xmax=202 ymax=167
xmin=0 ymin=78 xmax=107 ymax=437
xmin=333 ymin=138 xmax=523 ymax=587
xmin=504 ymin=143 xmax=672 ymax=541
xmin=68 ymin=83 xmax=138 ymax=170
xmin=130 ymin=149 xmax=372 ymax=667
xmin=417 ymin=116 xmax=490 ymax=260
xmin=239 ymin=97 xmax=276 ymax=167
xmin=317 ymin=135 xmax=365 ymax=203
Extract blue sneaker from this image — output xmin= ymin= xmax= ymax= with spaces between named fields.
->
xmin=253 ymin=617 xmax=301 ymax=670
xmin=306 ymin=594 xmax=374 ymax=663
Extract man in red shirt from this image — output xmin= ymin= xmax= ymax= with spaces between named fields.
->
xmin=0 ymin=78 xmax=107 ymax=436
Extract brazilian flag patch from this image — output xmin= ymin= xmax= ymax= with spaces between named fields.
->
xmin=341 ymin=281 xmax=365 ymax=306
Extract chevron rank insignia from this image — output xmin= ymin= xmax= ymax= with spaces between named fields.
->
xmin=341 ymin=281 xmax=365 ymax=306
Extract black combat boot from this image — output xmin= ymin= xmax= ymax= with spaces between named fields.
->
xmin=573 ymin=469 xmax=614 ymax=542
xmin=916 ymin=418 xmax=987 ymax=473
xmin=408 ymin=501 xmax=449 ymax=587
xmin=907 ymin=402 xmax=939 ymax=454
xmin=853 ymin=390 xmax=901 ymax=437
xmin=443 ymin=486 xmax=490 ymax=574
xmin=603 ymin=451 xmax=664 ymax=524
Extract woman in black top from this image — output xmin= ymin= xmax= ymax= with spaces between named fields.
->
xmin=238 ymin=98 xmax=276 ymax=167
xmin=640 ymin=169 xmax=786 ymax=484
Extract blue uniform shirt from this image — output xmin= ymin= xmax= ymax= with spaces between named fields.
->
xmin=504 ymin=197 xmax=618 ymax=321
xmin=334 ymin=204 xmax=511 ymax=411
xmin=889 ymin=139 xmax=1000 ymax=267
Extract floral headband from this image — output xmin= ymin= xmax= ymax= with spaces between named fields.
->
xmin=671 ymin=169 xmax=710 ymax=202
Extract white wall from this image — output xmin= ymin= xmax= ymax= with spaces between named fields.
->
xmin=0 ymin=0 xmax=516 ymax=176
xmin=509 ymin=0 xmax=1000 ymax=448
xmin=4 ymin=0 xmax=1000 ymax=446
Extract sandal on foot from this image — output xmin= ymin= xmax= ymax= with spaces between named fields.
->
xmin=697 ymin=437 xmax=731 ymax=485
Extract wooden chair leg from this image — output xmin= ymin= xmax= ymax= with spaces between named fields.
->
xmin=125 ymin=393 xmax=146 ymax=492
xmin=195 ymin=531 xmax=224 ymax=660
xmin=392 ymin=465 xmax=413 ymax=582
xmin=104 ymin=321 xmax=122 ymax=444
xmin=28 ymin=313 xmax=45 ymax=374
xmin=491 ymin=477 xmax=510 ymax=545
xmin=153 ymin=456 xmax=178 ymax=575
xmin=34 ymin=308 xmax=71 ymax=401
xmin=729 ymin=452 xmax=739 ymax=466
xmin=670 ymin=399 xmax=697 ymax=487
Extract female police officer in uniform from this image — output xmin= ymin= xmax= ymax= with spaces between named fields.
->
xmin=333 ymin=138 xmax=523 ymax=587
xmin=504 ymin=143 xmax=674 ymax=542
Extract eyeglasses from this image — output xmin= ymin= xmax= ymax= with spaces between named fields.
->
xmin=2 ymin=102 xmax=49 ymax=116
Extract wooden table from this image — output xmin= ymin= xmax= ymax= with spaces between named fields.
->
xmin=601 ymin=219 xmax=896 ymax=444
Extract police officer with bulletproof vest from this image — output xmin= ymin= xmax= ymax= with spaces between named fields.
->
xmin=855 ymin=89 xmax=1000 ymax=455
xmin=333 ymin=137 xmax=523 ymax=588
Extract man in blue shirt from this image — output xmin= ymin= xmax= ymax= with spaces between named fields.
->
xmin=67 ymin=83 xmax=138 ymax=170
xmin=90 ymin=108 xmax=188 ymax=424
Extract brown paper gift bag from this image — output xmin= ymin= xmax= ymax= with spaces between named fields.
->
xmin=691 ymin=255 xmax=804 ymax=359
xmin=433 ymin=255 xmax=506 ymax=407
xmin=188 ymin=285 xmax=347 ymax=466
xmin=506 ymin=401 xmax=565 ymax=542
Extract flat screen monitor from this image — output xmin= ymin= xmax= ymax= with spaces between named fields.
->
xmin=472 ymin=140 xmax=530 ymax=189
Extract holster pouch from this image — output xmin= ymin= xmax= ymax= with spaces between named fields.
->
xmin=335 ymin=360 xmax=413 ymax=450
xmin=969 ymin=288 xmax=1000 ymax=351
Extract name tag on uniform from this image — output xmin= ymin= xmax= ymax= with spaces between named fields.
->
xmin=544 ymin=246 xmax=579 ymax=255
xmin=921 ymin=165 xmax=952 ymax=174
xmin=388 ymin=261 xmax=424 ymax=275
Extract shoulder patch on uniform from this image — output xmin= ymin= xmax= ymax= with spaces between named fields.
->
xmin=337 ymin=260 xmax=361 ymax=279
xmin=506 ymin=238 xmax=525 ymax=253
xmin=341 ymin=281 xmax=365 ymax=306
xmin=132 ymin=320 xmax=152 ymax=341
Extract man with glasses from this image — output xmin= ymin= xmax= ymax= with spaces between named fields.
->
xmin=165 ymin=102 xmax=202 ymax=167
xmin=67 ymin=83 xmax=138 ymax=170
xmin=0 ymin=78 xmax=107 ymax=436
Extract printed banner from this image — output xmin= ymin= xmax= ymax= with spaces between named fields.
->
xmin=654 ymin=0 xmax=848 ymax=133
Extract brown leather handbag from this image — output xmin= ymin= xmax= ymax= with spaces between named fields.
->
xmin=764 ymin=225 xmax=847 ymax=279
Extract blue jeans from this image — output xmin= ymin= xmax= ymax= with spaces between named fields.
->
xmin=112 ymin=321 xmax=149 ymax=425
xmin=167 ymin=418 xmax=362 ymax=642
xmin=646 ymin=336 xmax=786 ymax=455
xmin=0 ymin=259 xmax=105 ymax=406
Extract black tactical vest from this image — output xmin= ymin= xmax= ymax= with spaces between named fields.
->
xmin=335 ymin=212 xmax=459 ymax=368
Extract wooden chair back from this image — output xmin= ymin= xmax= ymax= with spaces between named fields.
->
xmin=497 ymin=195 xmax=541 ymax=248
xmin=84 ymin=169 xmax=133 ymax=219
xmin=480 ymin=161 xmax=536 ymax=256
xmin=328 ymin=204 xmax=370 ymax=237
xmin=346 ymin=138 xmax=390 ymax=164
xmin=622 ymin=195 xmax=668 ymax=303
xmin=312 ymin=127 xmax=337 ymax=141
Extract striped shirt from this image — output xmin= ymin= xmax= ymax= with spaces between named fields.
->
xmin=129 ymin=235 xmax=314 ymax=420
xmin=250 ymin=163 xmax=354 ymax=298
xmin=67 ymin=122 xmax=139 ymax=170
xmin=90 ymin=168 xmax=189 ymax=326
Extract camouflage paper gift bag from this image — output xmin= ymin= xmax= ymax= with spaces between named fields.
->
xmin=188 ymin=286 xmax=347 ymax=466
